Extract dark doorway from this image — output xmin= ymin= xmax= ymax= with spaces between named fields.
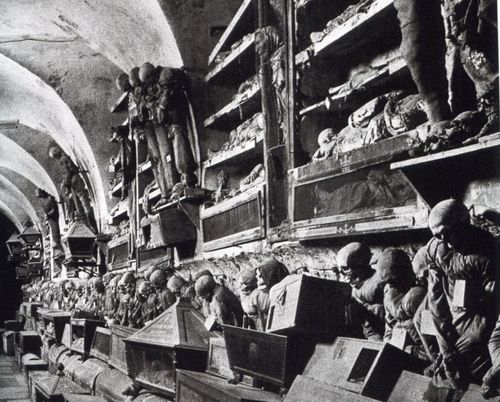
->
xmin=0 ymin=214 xmax=22 ymax=325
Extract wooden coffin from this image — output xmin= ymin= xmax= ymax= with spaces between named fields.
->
xmin=141 ymin=207 xmax=197 ymax=249
xmin=63 ymin=354 xmax=85 ymax=380
xmin=72 ymin=358 xmax=107 ymax=394
xmin=303 ymin=337 xmax=417 ymax=401
xmin=19 ymin=330 xmax=42 ymax=355
xmin=42 ymin=311 xmax=72 ymax=343
xmin=3 ymin=330 xmax=16 ymax=355
xmin=388 ymin=370 xmax=491 ymax=402
xmin=35 ymin=374 xmax=90 ymax=402
xmin=175 ymin=369 xmax=282 ymax=402
xmin=5 ymin=319 xmax=23 ymax=331
xmin=285 ymin=375 xmax=377 ymax=402
xmin=109 ymin=324 xmax=137 ymax=375
xmin=47 ymin=344 xmax=69 ymax=374
xmin=206 ymin=337 xmax=233 ymax=379
xmin=201 ymin=185 xmax=265 ymax=252
xmin=266 ymin=275 xmax=351 ymax=337
xmin=107 ymin=234 xmax=130 ymax=271
xmin=223 ymin=325 xmax=314 ymax=389
xmin=26 ymin=302 xmax=44 ymax=319
xmin=22 ymin=356 xmax=48 ymax=382
xmin=124 ymin=299 xmax=219 ymax=397
xmin=94 ymin=367 xmax=135 ymax=402
xmin=28 ymin=370 xmax=51 ymax=400
xmin=70 ymin=318 xmax=106 ymax=357
xmin=90 ymin=327 xmax=111 ymax=363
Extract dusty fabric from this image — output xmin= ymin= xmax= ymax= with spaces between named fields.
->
xmin=384 ymin=93 xmax=428 ymax=136
xmin=351 ymin=272 xmax=386 ymax=341
xmin=426 ymin=226 xmax=498 ymax=382
xmin=248 ymin=288 xmax=270 ymax=331
xmin=384 ymin=283 xmax=427 ymax=346
xmin=210 ymin=284 xmax=244 ymax=327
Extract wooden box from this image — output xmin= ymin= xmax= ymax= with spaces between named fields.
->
xmin=124 ymin=299 xmax=219 ymax=397
xmin=3 ymin=330 xmax=15 ymax=355
xmin=42 ymin=311 xmax=72 ymax=343
xmin=141 ymin=207 xmax=197 ymax=249
xmin=35 ymin=374 xmax=89 ymax=402
xmin=289 ymin=161 xmax=428 ymax=241
xmin=20 ymin=330 xmax=42 ymax=355
xmin=94 ymin=367 xmax=135 ymax=402
xmin=5 ymin=319 xmax=23 ymax=331
xmin=303 ymin=337 xmax=416 ymax=401
xmin=175 ymin=369 xmax=282 ymax=402
xmin=109 ymin=325 xmax=137 ymax=375
xmin=29 ymin=370 xmax=51 ymax=399
xmin=388 ymin=370 xmax=488 ymax=402
xmin=71 ymin=358 xmax=107 ymax=393
xmin=206 ymin=337 xmax=232 ymax=379
xmin=201 ymin=185 xmax=265 ymax=252
xmin=90 ymin=327 xmax=111 ymax=362
xmin=223 ymin=325 xmax=314 ymax=389
xmin=266 ymin=275 xmax=351 ymax=337
xmin=26 ymin=302 xmax=44 ymax=319
xmin=47 ymin=344 xmax=68 ymax=374
xmin=285 ymin=375 xmax=376 ymax=402
xmin=22 ymin=358 xmax=48 ymax=381
xmin=70 ymin=318 xmax=106 ymax=358
xmin=107 ymin=234 xmax=130 ymax=271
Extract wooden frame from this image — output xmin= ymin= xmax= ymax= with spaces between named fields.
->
xmin=201 ymin=185 xmax=266 ymax=251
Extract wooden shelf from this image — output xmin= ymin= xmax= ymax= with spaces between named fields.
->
xmin=138 ymin=160 xmax=152 ymax=174
xmin=300 ymin=57 xmax=407 ymax=116
xmin=204 ymin=85 xmax=261 ymax=130
xmin=390 ymin=133 xmax=500 ymax=208
xmin=292 ymin=130 xmax=424 ymax=182
xmin=203 ymin=132 xmax=264 ymax=169
xmin=295 ymin=0 xmax=396 ymax=65
xmin=208 ymin=0 xmax=256 ymax=66
xmin=110 ymin=181 xmax=124 ymax=198
xmin=106 ymin=201 xmax=128 ymax=225
xmin=391 ymin=135 xmax=500 ymax=170
xmin=205 ymin=34 xmax=256 ymax=85
xmin=111 ymin=92 xmax=128 ymax=113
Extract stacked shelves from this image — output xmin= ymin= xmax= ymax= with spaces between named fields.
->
xmin=202 ymin=0 xmax=267 ymax=250
xmin=289 ymin=0 xmax=428 ymax=241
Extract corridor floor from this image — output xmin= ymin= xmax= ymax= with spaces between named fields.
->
xmin=0 ymin=355 xmax=29 ymax=402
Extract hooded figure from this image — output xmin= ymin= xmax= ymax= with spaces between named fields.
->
xmin=338 ymin=242 xmax=385 ymax=341
xmin=248 ymin=258 xmax=290 ymax=331
xmin=195 ymin=275 xmax=243 ymax=328
xmin=378 ymin=249 xmax=428 ymax=360
xmin=425 ymin=199 xmax=497 ymax=388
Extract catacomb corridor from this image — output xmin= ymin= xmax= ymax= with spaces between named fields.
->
xmin=0 ymin=0 xmax=499 ymax=401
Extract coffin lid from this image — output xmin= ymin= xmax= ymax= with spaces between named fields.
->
xmin=124 ymin=298 xmax=220 ymax=351
xmin=62 ymin=220 xmax=96 ymax=240
xmin=6 ymin=232 xmax=23 ymax=246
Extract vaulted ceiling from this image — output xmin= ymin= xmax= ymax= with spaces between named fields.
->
xmin=0 ymin=0 xmax=240 ymax=234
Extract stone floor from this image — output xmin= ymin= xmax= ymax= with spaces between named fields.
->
xmin=0 ymin=355 xmax=29 ymax=402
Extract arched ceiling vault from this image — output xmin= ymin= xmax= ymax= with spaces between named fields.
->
xmin=0 ymin=131 xmax=58 ymax=197
xmin=0 ymin=54 xmax=106 ymax=225
xmin=0 ymin=174 xmax=40 ymax=228
xmin=0 ymin=0 xmax=183 ymax=71
xmin=0 ymin=200 xmax=24 ymax=232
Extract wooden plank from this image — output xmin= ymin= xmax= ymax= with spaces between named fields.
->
xmin=291 ymin=131 xmax=422 ymax=183
xmin=109 ymin=181 xmax=123 ymax=198
xmin=299 ymin=58 xmax=407 ymax=116
xmin=290 ymin=205 xmax=428 ymax=240
xmin=205 ymin=34 xmax=256 ymax=84
xmin=138 ymin=160 xmax=152 ymax=174
xmin=391 ymin=135 xmax=500 ymax=170
xmin=202 ymin=226 xmax=265 ymax=252
xmin=202 ymin=132 xmax=264 ymax=169
xmin=201 ymin=184 xmax=263 ymax=218
xmin=204 ymin=86 xmax=261 ymax=130
xmin=295 ymin=0 xmax=395 ymax=65
xmin=208 ymin=0 xmax=255 ymax=66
